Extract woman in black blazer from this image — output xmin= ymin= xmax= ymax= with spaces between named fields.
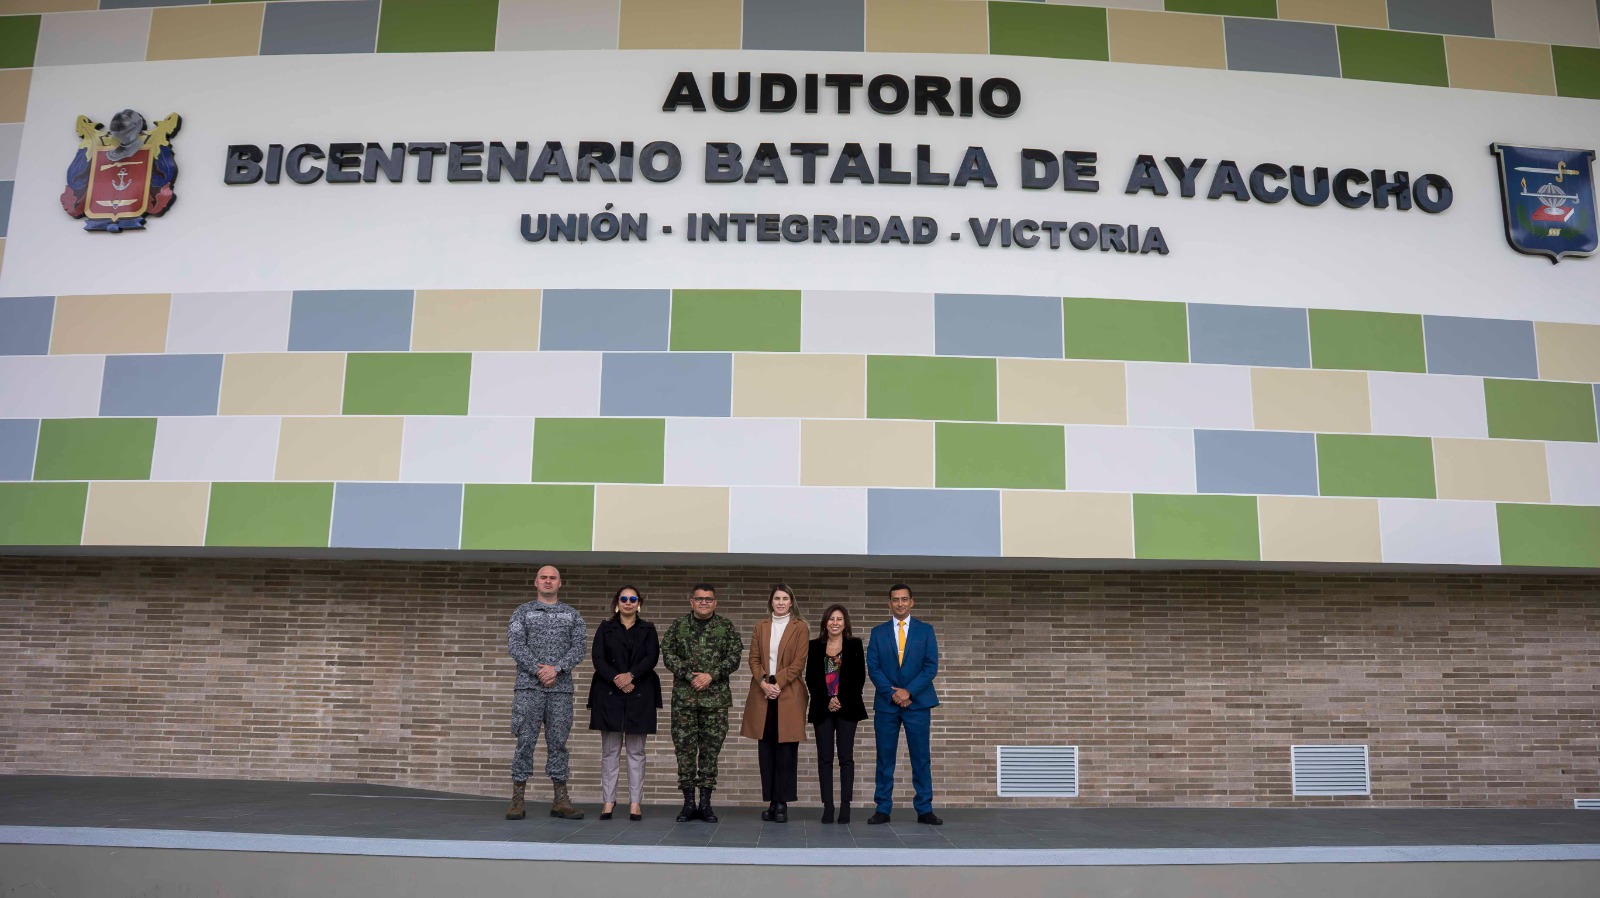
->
xmin=586 ymin=586 xmax=662 ymax=821
xmin=806 ymin=603 xmax=867 ymax=824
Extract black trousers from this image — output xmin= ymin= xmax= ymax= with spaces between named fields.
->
xmin=758 ymin=698 xmax=799 ymax=802
xmin=814 ymin=714 xmax=857 ymax=804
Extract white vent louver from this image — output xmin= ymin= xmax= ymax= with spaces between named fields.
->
xmin=997 ymin=745 xmax=1079 ymax=797
xmin=1576 ymin=799 xmax=1600 ymax=810
xmin=1291 ymin=744 xmax=1371 ymax=796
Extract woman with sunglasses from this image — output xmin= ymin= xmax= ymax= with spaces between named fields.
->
xmin=586 ymin=586 xmax=661 ymax=821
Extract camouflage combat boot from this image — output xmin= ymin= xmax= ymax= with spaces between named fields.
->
xmin=549 ymin=781 xmax=584 ymax=820
xmin=505 ymin=780 xmax=526 ymax=820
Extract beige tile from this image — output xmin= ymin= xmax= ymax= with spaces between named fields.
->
xmin=82 ymin=481 xmax=209 ymax=547
xmin=1434 ymin=438 xmax=1551 ymax=503
xmin=801 ymin=419 xmax=933 ymax=487
xmin=1252 ymin=368 xmax=1371 ymax=433
xmin=275 ymin=416 xmax=402 ymax=482
xmin=51 ymin=294 xmax=169 ymax=354
xmin=146 ymin=4 xmax=263 ymax=61
xmin=1002 ymin=491 xmax=1134 ymax=559
xmin=0 ymin=69 xmax=30 ymax=123
xmin=866 ymin=0 xmax=988 ymax=54
xmin=617 ymin=0 xmax=740 ymax=49
xmin=998 ymin=358 xmax=1126 ymax=426
xmin=733 ymin=354 xmax=864 ymax=418
xmin=1276 ymin=0 xmax=1386 ymax=27
xmin=1108 ymin=9 xmax=1226 ymax=69
xmin=1259 ymin=496 xmax=1382 ymax=563
xmin=1445 ymin=36 xmax=1555 ymax=95
xmin=412 ymin=290 xmax=540 ymax=351
xmin=593 ymin=485 xmax=728 ymax=552
xmin=1534 ymin=321 xmax=1600 ymax=382
xmin=1492 ymin=0 xmax=1600 ymax=49
xmin=219 ymin=353 xmax=346 ymax=416
xmin=0 ymin=0 xmax=96 ymax=12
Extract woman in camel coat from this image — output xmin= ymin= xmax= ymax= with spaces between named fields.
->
xmin=740 ymin=584 xmax=810 ymax=823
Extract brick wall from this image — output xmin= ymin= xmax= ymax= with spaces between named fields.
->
xmin=1 ymin=556 xmax=1596 ymax=808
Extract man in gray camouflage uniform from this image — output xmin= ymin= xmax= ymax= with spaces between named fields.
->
xmin=505 ymin=564 xmax=588 ymax=820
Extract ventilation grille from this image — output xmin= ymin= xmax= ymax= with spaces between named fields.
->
xmin=1576 ymin=799 xmax=1600 ymax=810
xmin=1291 ymin=744 xmax=1371 ymax=796
xmin=997 ymin=745 xmax=1079 ymax=797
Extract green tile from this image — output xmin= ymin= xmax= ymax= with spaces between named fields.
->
xmin=1484 ymin=379 xmax=1598 ymax=443
xmin=0 ymin=15 xmax=39 ymax=69
xmin=1497 ymin=503 xmax=1600 ymax=568
xmin=935 ymin=423 xmax=1066 ymax=489
xmin=461 ymin=484 xmax=594 ymax=551
xmin=1316 ymin=434 xmax=1436 ymax=498
xmin=1336 ymin=27 xmax=1448 ymax=87
xmin=867 ymin=356 xmax=997 ymax=421
xmin=343 ymin=353 xmax=471 ymax=415
xmin=989 ymin=2 xmax=1109 ymax=61
xmin=1165 ymin=0 xmax=1276 ymax=18
xmin=0 ymin=482 xmax=87 ymax=546
xmin=205 ymin=482 xmax=333 ymax=548
xmin=1553 ymin=45 xmax=1600 ymax=100
xmin=532 ymin=418 xmax=664 ymax=484
xmin=33 ymin=418 xmax=156 ymax=481
xmin=377 ymin=0 xmax=498 ymax=53
xmin=1062 ymin=297 xmax=1188 ymax=362
xmin=1133 ymin=494 xmax=1260 ymax=561
xmin=669 ymin=290 xmax=801 ymax=352
xmin=1308 ymin=309 xmax=1425 ymax=373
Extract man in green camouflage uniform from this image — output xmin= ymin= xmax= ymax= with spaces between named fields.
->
xmin=661 ymin=582 xmax=743 ymax=823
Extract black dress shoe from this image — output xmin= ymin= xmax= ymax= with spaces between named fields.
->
xmin=917 ymin=811 xmax=944 ymax=826
xmin=774 ymin=802 xmax=788 ymax=823
xmin=630 ymin=812 xmax=642 ymax=822
xmin=599 ymin=810 xmax=613 ymax=820
xmin=867 ymin=812 xmax=891 ymax=825
xmin=761 ymin=801 xmax=776 ymax=822
xmin=820 ymin=804 xmax=835 ymax=824
xmin=837 ymin=802 xmax=851 ymax=825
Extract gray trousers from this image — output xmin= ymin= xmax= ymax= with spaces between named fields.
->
xmin=600 ymin=731 xmax=647 ymax=805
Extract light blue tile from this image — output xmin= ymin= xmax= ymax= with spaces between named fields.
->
xmin=867 ymin=488 xmax=1001 ymax=557
xmin=99 ymin=354 xmax=222 ymax=417
xmin=744 ymin=0 xmax=864 ymax=51
xmin=541 ymin=289 xmax=670 ymax=351
xmin=1387 ymin=0 xmax=1494 ymax=36
xmin=935 ymin=293 xmax=1063 ymax=359
xmin=288 ymin=290 xmax=412 ymax=351
xmin=261 ymin=0 xmax=380 ymax=55
xmin=330 ymin=482 xmax=463 ymax=550
xmin=1187 ymin=304 xmax=1310 ymax=368
xmin=0 ymin=419 xmax=39 ymax=481
xmin=0 ymin=297 xmax=53 ymax=355
xmin=1195 ymin=429 xmax=1319 ymax=496
xmin=1423 ymin=315 xmax=1538 ymax=379
xmin=600 ymin=353 xmax=731 ymax=417
xmin=0 ymin=181 xmax=12 ymax=238
xmin=1224 ymin=18 xmax=1339 ymax=77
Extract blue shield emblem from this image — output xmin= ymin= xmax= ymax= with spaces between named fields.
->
xmin=1490 ymin=144 xmax=1596 ymax=263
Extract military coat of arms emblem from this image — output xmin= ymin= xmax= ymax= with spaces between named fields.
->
xmin=60 ymin=109 xmax=181 ymax=232
xmin=1490 ymin=143 xmax=1596 ymax=263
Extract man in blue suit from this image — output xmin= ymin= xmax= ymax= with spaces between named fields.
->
xmin=865 ymin=583 xmax=941 ymax=825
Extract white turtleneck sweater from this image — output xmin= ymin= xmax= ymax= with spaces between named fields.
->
xmin=768 ymin=612 xmax=790 ymax=680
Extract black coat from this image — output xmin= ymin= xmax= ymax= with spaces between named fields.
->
xmin=586 ymin=617 xmax=662 ymax=734
xmin=806 ymin=636 xmax=867 ymax=724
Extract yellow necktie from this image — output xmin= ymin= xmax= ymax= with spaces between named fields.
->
xmin=896 ymin=621 xmax=906 ymax=664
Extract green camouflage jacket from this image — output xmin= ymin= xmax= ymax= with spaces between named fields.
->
xmin=661 ymin=613 xmax=743 ymax=709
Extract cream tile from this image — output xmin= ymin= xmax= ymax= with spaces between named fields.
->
xmin=1492 ymin=0 xmax=1600 ymax=48
xmin=275 ymin=416 xmax=402 ymax=482
xmin=219 ymin=353 xmax=345 ymax=416
xmin=1002 ymin=491 xmax=1133 ymax=559
xmin=0 ymin=0 xmax=96 ymax=12
xmin=865 ymin=0 xmax=988 ymax=54
xmin=1277 ymin=0 xmax=1387 ymax=27
xmin=593 ymin=484 xmax=728 ymax=552
xmin=1534 ymin=321 xmax=1600 ymax=382
xmin=1251 ymin=368 xmax=1371 ymax=433
xmin=1108 ymin=9 xmax=1226 ymax=69
xmin=1445 ymin=36 xmax=1555 ymax=95
xmin=82 ymin=481 xmax=208 ymax=547
xmin=51 ymin=294 xmax=169 ymax=355
xmin=800 ymin=419 xmax=933 ymax=487
xmin=618 ymin=0 xmax=740 ymax=49
xmin=412 ymin=289 xmax=540 ymax=351
xmin=1259 ymin=496 xmax=1382 ymax=563
xmin=498 ymin=0 xmax=620 ymax=51
xmin=0 ymin=69 xmax=30 ymax=123
xmin=733 ymin=354 xmax=864 ymax=418
xmin=1433 ymin=438 xmax=1551 ymax=502
xmin=998 ymin=358 xmax=1126 ymax=425
xmin=147 ymin=3 xmax=263 ymax=61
